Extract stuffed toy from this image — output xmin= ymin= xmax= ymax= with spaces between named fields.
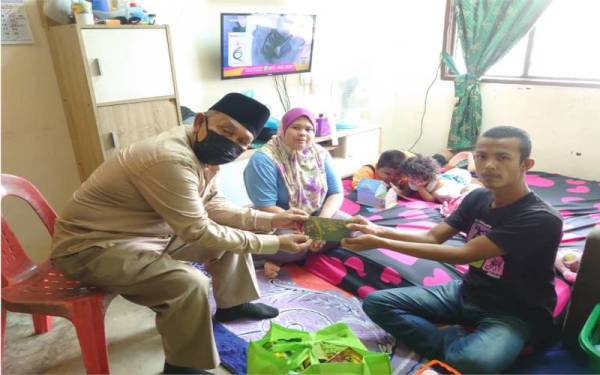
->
xmin=555 ymin=249 xmax=582 ymax=283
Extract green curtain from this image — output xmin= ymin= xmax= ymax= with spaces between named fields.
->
xmin=443 ymin=0 xmax=552 ymax=150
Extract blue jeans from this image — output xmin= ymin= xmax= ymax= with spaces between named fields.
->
xmin=363 ymin=280 xmax=531 ymax=373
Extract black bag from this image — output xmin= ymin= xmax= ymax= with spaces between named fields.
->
xmin=257 ymin=127 xmax=277 ymax=142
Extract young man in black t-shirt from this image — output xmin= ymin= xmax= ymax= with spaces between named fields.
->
xmin=342 ymin=126 xmax=562 ymax=373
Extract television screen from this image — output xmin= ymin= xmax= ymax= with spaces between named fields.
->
xmin=221 ymin=13 xmax=316 ymax=79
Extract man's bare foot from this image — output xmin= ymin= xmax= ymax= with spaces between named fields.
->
xmin=264 ymin=261 xmax=280 ymax=279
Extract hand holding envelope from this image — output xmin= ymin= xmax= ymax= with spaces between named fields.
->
xmin=303 ymin=217 xmax=352 ymax=242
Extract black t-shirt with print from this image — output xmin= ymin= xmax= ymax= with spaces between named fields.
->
xmin=446 ymin=188 xmax=563 ymax=344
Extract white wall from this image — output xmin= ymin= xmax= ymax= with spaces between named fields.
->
xmin=479 ymin=84 xmax=600 ymax=180
xmin=1 ymin=0 xmax=81 ymax=262
xmin=142 ymin=0 xmax=314 ymax=118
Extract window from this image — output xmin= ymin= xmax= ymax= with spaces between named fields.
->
xmin=441 ymin=0 xmax=600 ymax=87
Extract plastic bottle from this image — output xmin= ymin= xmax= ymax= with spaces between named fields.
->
xmin=72 ymin=0 xmax=94 ymax=25
xmin=316 ymin=114 xmax=331 ymax=137
xmin=91 ymin=0 xmax=109 ymax=12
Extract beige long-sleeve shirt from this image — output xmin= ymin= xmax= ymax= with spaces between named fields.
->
xmin=51 ymin=125 xmax=279 ymax=258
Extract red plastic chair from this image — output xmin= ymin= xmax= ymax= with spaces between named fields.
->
xmin=1 ymin=174 xmax=116 ymax=374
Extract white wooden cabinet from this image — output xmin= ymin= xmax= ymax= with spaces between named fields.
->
xmin=47 ymin=25 xmax=181 ymax=181
xmin=81 ymin=28 xmax=175 ymax=104
xmin=326 ymin=125 xmax=382 ymax=178
xmin=219 ymin=125 xmax=382 ymax=206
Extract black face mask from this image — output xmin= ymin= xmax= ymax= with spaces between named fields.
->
xmin=193 ymin=122 xmax=245 ymax=165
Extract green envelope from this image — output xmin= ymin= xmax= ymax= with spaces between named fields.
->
xmin=304 ymin=217 xmax=352 ymax=242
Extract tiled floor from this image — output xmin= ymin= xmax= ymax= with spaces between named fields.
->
xmin=2 ymin=296 xmax=230 ymax=374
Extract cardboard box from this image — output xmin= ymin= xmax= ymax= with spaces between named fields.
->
xmin=356 ymin=178 xmax=397 ymax=209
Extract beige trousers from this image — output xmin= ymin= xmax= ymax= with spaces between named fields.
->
xmin=52 ymin=237 xmax=260 ymax=369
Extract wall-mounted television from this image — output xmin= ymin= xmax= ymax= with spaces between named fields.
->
xmin=221 ymin=13 xmax=316 ymax=80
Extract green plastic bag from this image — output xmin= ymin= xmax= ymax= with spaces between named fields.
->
xmin=247 ymin=323 xmax=391 ymax=375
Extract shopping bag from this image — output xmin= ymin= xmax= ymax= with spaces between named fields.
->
xmin=247 ymin=322 xmax=391 ymax=374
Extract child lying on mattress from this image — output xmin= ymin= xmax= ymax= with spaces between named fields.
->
xmin=352 ymin=149 xmax=414 ymax=193
xmin=432 ymin=150 xmax=476 ymax=173
xmin=403 ymin=154 xmax=480 ymax=203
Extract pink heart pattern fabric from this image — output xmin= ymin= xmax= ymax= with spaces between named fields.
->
xmin=423 ymin=268 xmax=453 ymax=287
xmin=400 ymin=200 xmax=439 ymax=209
xmin=357 ymin=285 xmax=377 ymax=299
xmin=305 ymin=255 xmax=347 ymax=285
xmin=341 ymin=198 xmax=361 ymax=215
xmin=561 ymin=196 xmax=584 ymax=203
xmin=560 ymin=210 xmax=573 ymax=217
xmin=344 ymin=256 xmax=366 ymax=277
xmin=398 ymin=209 xmax=427 ymax=218
xmin=567 ymin=185 xmax=590 ymax=193
xmin=526 ymin=174 xmax=554 ymax=187
xmin=378 ymin=249 xmax=418 ymax=266
xmin=380 ymin=267 xmax=402 ymax=285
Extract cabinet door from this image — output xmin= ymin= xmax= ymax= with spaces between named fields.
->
xmin=81 ymin=28 xmax=175 ymax=104
xmin=97 ymin=99 xmax=179 ymax=159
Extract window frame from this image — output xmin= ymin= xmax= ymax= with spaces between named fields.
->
xmin=440 ymin=0 xmax=600 ymax=88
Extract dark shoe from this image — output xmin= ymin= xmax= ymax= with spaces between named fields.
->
xmin=214 ymin=302 xmax=279 ymax=322
xmin=163 ymin=361 xmax=211 ymax=374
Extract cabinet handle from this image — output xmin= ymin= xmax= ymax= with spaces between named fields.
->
xmin=91 ymin=58 xmax=102 ymax=76
xmin=109 ymin=132 xmax=119 ymax=148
